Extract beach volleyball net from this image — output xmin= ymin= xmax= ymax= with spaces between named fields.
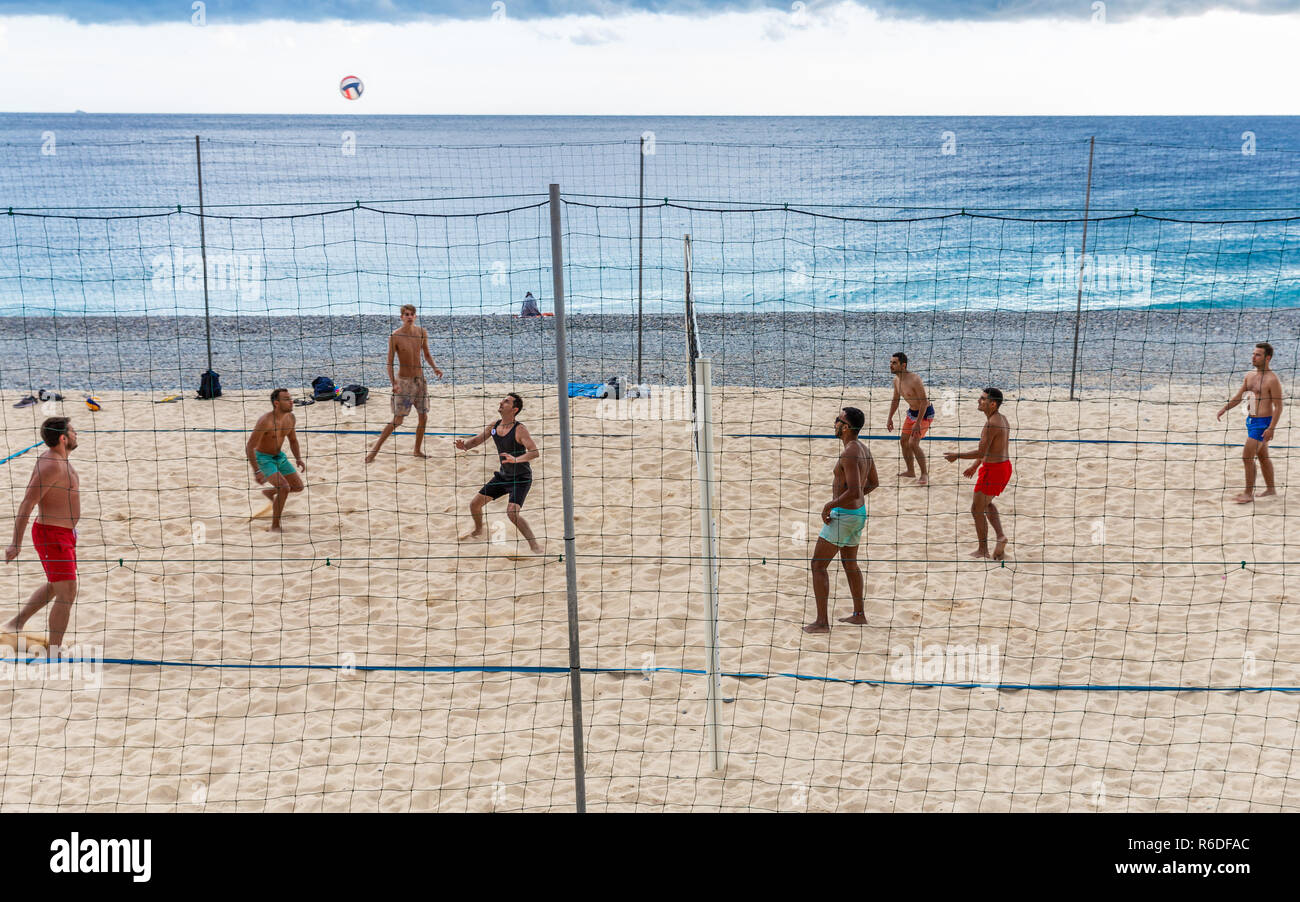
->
xmin=1 ymin=136 xmax=1299 ymax=811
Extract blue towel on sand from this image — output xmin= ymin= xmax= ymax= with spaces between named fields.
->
xmin=567 ymin=383 xmax=604 ymax=398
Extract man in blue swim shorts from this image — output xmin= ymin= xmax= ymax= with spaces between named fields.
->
xmin=805 ymin=406 xmax=879 ymax=634
xmin=1218 ymin=342 xmax=1284 ymax=504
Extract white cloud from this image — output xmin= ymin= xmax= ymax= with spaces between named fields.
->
xmin=568 ymin=26 xmax=621 ymax=44
xmin=3 ymin=3 xmax=1298 ymax=114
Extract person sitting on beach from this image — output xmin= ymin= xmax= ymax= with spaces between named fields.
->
xmin=455 ymin=392 xmax=544 ymax=555
xmin=887 ymin=352 xmax=934 ymax=486
xmin=366 ymin=304 xmax=444 ymax=463
xmin=520 ymin=292 xmax=541 ymax=317
xmin=1217 ymin=341 xmax=1283 ymax=504
xmin=804 ymin=406 xmax=878 ymax=634
xmin=944 ymin=388 xmax=1011 ymax=560
xmin=3 ymin=417 xmax=80 ymax=653
xmin=246 ymin=389 xmax=305 ymax=533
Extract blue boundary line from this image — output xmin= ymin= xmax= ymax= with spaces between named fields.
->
xmin=0 ymin=442 xmax=43 ymax=465
xmin=729 ymin=433 xmax=1289 ymax=449
xmin=81 ymin=429 xmax=608 ymax=438
xmin=85 ymin=428 xmax=474 ymax=436
xmin=71 ymin=428 xmax=1289 ymax=448
xmin=1 ymin=656 xmax=1294 ymax=692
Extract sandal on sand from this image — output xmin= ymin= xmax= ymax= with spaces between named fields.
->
xmin=293 ymin=397 xmax=315 ymax=407
xmin=13 ymin=395 xmax=37 ymax=408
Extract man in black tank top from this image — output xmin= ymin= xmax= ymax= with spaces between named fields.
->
xmin=455 ymin=392 xmax=544 ymax=554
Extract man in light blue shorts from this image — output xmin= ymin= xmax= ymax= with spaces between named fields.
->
xmin=805 ymin=406 xmax=879 ymax=634
xmin=245 ymin=388 xmax=306 ymax=532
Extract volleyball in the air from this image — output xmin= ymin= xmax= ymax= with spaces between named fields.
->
xmin=340 ymin=76 xmax=364 ymax=100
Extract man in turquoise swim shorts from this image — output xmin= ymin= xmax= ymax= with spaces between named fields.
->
xmin=246 ymin=388 xmax=306 ymax=532
xmin=1217 ymin=342 xmax=1284 ymax=504
xmin=805 ymin=406 xmax=879 ymax=634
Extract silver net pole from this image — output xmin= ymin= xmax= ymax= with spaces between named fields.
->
xmin=194 ymin=135 xmax=214 ymax=377
xmin=549 ymin=183 xmax=587 ymax=812
xmin=1069 ymin=136 xmax=1096 ymax=402
xmin=694 ymin=356 xmax=724 ymax=772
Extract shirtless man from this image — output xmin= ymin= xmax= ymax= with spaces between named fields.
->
xmin=1218 ymin=342 xmax=1284 ymax=504
xmin=944 ymin=388 xmax=1011 ymax=560
xmin=804 ymin=407 xmax=879 ymax=634
xmin=3 ymin=417 xmax=80 ymax=652
xmin=246 ymin=389 xmax=306 ymax=532
xmin=887 ymin=352 xmax=934 ymax=486
xmin=366 ymin=304 xmax=444 ymax=463
xmin=455 ymin=392 xmax=544 ymax=554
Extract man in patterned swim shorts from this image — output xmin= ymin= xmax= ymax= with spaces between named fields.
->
xmin=366 ymin=304 xmax=444 ymax=463
xmin=887 ymin=351 xmax=935 ymax=486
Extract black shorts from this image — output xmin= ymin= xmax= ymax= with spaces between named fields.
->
xmin=478 ymin=472 xmax=532 ymax=507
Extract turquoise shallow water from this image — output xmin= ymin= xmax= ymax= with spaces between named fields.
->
xmin=0 ymin=115 xmax=1297 ymax=315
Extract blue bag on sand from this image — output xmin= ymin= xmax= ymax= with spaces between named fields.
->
xmin=567 ymin=383 xmax=604 ymax=398
xmin=198 ymin=370 xmax=222 ymax=399
xmin=311 ymin=376 xmax=337 ymax=400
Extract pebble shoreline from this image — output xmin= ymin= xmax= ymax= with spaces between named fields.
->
xmin=0 ymin=309 xmax=1292 ymax=395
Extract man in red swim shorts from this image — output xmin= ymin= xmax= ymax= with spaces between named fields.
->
xmin=4 ymin=417 xmax=81 ymax=652
xmin=944 ymin=388 xmax=1011 ymax=560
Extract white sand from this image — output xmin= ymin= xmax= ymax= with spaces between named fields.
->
xmin=0 ymin=384 xmax=1296 ymax=811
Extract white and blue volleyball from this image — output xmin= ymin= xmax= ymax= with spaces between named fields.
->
xmin=339 ymin=76 xmax=364 ymax=100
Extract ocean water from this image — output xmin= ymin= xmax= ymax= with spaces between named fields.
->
xmin=0 ymin=115 xmax=1297 ymax=316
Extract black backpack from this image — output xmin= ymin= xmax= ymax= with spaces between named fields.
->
xmin=311 ymin=376 xmax=337 ymax=401
xmin=338 ymin=384 xmax=369 ymax=407
xmin=198 ymin=370 xmax=222 ymax=399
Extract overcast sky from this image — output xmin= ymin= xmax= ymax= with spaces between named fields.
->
xmin=2 ymin=0 xmax=1297 ymax=113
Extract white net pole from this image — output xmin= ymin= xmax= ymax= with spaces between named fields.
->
xmin=685 ymin=233 xmax=722 ymax=770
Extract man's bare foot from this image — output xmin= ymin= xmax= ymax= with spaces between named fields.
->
xmin=802 ymin=621 xmax=830 ymax=634
xmin=916 ymin=474 xmax=929 ymax=486
xmin=459 ymin=529 xmax=486 ymax=541
xmin=413 ymin=450 xmax=428 ymax=459
xmin=1233 ymin=493 xmax=1255 ymax=504
xmin=898 ymin=470 xmax=916 ymax=479
xmin=992 ymin=537 xmax=1008 ymax=560
xmin=970 ymin=547 xmax=990 ymax=559
xmin=528 ymin=541 xmax=545 ymax=555
xmin=838 ymin=612 xmax=867 ymax=625
xmin=1257 ymin=489 xmax=1277 ymax=498
xmin=0 ymin=618 xmax=20 ymax=633
xmin=364 ymin=448 xmax=378 ymax=464
xmin=269 ymin=524 xmax=283 ymax=533
xmin=261 ymin=488 xmax=276 ymax=501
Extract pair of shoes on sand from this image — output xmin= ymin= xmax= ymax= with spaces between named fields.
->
xmin=13 ymin=389 xmax=65 ymax=408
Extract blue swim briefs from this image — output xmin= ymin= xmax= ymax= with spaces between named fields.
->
xmin=1246 ymin=416 xmax=1273 ymax=442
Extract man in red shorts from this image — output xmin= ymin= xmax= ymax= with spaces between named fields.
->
xmin=4 ymin=417 xmax=81 ymax=652
xmin=944 ymin=388 xmax=1011 ymax=560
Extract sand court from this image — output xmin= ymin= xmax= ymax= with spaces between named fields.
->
xmin=0 ymin=383 xmax=1297 ymax=810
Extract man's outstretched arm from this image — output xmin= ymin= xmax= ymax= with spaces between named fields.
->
xmin=455 ymin=424 xmax=493 ymax=452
